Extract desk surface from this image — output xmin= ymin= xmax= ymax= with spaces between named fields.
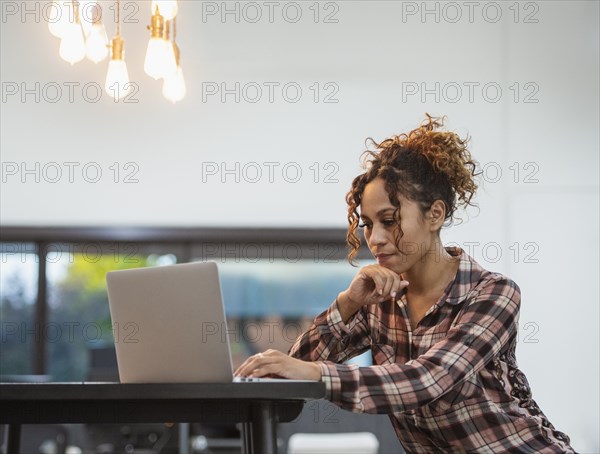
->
xmin=0 ymin=381 xmax=324 ymax=400
xmin=0 ymin=381 xmax=326 ymax=424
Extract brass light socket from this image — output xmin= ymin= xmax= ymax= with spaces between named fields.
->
xmin=148 ymin=11 xmax=164 ymax=39
xmin=110 ymin=36 xmax=125 ymax=60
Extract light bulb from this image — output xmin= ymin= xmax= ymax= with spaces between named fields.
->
xmin=85 ymin=22 xmax=109 ymax=63
xmin=78 ymin=0 xmax=98 ymax=37
xmin=163 ymin=40 xmax=177 ymax=78
xmin=48 ymin=1 xmax=71 ymax=38
xmin=59 ymin=21 xmax=85 ymax=64
xmin=151 ymin=1 xmax=178 ymax=20
xmin=105 ymin=59 xmax=131 ymax=100
xmin=144 ymin=38 xmax=176 ymax=79
xmin=144 ymin=38 xmax=165 ymax=79
xmin=105 ymin=36 xmax=131 ymax=101
xmin=162 ymin=66 xmax=186 ymax=103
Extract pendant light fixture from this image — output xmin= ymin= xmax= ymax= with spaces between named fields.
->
xmin=144 ymin=5 xmax=176 ymax=80
xmin=58 ymin=0 xmax=85 ymax=65
xmin=47 ymin=0 xmax=183 ymax=102
xmin=104 ymin=0 xmax=131 ymax=100
xmin=162 ymin=17 xmax=186 ymax=103
xmin=151 ymin=0 xmax=179 ymax=21
xmin=48 ymin=1 xmax=70 ymax=38
xmin=85 ymin=3 xmax=109 ymax=64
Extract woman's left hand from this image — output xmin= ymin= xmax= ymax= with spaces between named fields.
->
xmin=234 ymin=349 xmax=322 ymax=380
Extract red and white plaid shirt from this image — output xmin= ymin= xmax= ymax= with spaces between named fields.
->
xmin=289 ymin=246 xmax=575 ymax=453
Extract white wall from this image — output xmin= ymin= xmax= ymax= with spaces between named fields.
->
xmin=1 ymin=1 xmax=598 ymax=450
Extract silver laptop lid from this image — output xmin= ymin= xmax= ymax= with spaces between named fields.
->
xmin=106 ymin=261 xmax=234 ymax=383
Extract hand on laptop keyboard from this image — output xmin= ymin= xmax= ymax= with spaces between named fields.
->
xmin=233 ymin=349 xmax=322 ymax=381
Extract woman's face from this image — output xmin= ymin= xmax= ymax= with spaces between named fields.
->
xmin=359 ymin=177 xmax=433 ymax=274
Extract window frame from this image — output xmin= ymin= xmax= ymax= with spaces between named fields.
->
xmin=1 ymin=226 xmax=372 ymax=375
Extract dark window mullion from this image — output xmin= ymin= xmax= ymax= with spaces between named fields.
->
xmin=181 ymin=242 xmax=192 ymax=263
xmin=35 ymin=241 xmax=48 ymax=375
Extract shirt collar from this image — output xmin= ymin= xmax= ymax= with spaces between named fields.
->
xmin=396 ymin=246 xmax=487 ymax=307
xmin=442 ymin=246 xmax=486 ymax=306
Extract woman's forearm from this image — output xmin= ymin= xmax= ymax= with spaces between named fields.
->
xmin=337 ymin=291 xmax=362 ymax=324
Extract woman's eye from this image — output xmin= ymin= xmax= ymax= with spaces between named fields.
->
xmin=358 ymin=223 xmax=371 ymax=229
xmin=382 ymin=220 xmax=396 ymax=226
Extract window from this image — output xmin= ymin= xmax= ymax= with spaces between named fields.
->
xmin=45 ymin=244 xmax=180 ymax=380
xmin=0 ymin=228 xmax=371 ymax=379
xmin=1 ymin=243 xmax=38 ymax=376
xmin=204 ymin=258 xmax=374 ymax=368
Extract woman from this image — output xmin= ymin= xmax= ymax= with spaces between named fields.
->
xmin=234 ymin=114 xmax=575 ymax=453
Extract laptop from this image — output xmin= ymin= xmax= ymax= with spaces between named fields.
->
xmin=105 ymin=260 xmax=313 ymax=383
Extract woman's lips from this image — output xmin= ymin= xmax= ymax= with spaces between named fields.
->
xmin=376 ymin=254 xmax=393 ymax=264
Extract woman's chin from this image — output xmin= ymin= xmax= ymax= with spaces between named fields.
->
xmin=376 ymin=259 xmax=403 ymax=275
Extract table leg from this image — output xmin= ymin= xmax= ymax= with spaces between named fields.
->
xmin=241 ymin=422 xmax=252 ymax=454
xmin=178 ymin=423 xmax=190 ymax=454
xmin=251 ymin=402 xmax=277 ymax=454
xmin=6 ymin=424 xmax=21 ymax=454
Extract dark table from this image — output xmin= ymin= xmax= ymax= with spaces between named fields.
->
xmin=0 ymin=381 xmax=326 ymax=454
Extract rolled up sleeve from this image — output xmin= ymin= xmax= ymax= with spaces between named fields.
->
xmin=289 ymin=298 xmax=371 ymax=363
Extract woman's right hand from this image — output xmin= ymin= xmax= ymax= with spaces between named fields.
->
xmin=337 ymin=265 xmax=409 ymax=322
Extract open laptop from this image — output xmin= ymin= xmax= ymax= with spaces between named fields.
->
xmin=106 ymin=261 xmax=313 ymax=383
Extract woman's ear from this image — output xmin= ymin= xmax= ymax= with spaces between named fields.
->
xmin=428 ymin=200 xmax=446 ymax=228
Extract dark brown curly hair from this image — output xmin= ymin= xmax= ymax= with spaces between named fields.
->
xmin=345 ymin=113 xmax=481 ymax=266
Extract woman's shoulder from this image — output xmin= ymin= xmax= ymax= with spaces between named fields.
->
xmin=456 ymin=247 xmax=521 ymax=295
xmin=476 ymin=271 xmax=520 ymax=293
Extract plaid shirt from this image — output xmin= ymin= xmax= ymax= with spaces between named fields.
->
xmin=289 ymin=246 xmax=575 ymax=453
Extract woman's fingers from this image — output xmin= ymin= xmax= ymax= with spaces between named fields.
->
xmin=381 ymin=275 xmax=395 ymax=299
xmin=234 ymin=353 xmax=264 ymax=377
xmin=234 ymin=350 xmax=322 ymax=380
xmin=358 ymin=266 xmax=409 ymax=304
xmin=390 ymin=274 xmax=404 ymax=298
xmin=247 ymin=360 xmax=281 ymax=378
xmin=234 ymin=350 xmax=282 ymax=377
xmin=366 ymin=272 xmax=383 ymax=297
xmin=364 ymin=268 xmax=399 ymax=300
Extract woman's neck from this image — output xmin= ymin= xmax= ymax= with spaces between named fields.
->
xmin=401 ymin=243 xmax=460 ymax=299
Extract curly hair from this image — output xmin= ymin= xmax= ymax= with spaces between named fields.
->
xmin=345 ymin=113 xmax=481 ymax=266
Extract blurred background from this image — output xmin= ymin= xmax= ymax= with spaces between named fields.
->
xmin=1 ymin=1 xmax=598 ymax=453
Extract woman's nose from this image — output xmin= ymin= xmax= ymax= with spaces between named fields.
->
xmin=368 ymin=224 xmax=388 ymax=246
